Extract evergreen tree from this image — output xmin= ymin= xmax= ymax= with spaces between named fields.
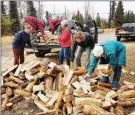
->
xmin=26 ymin=1 xmax=36 ymax=17
xmin=114 ymin=1 xmax=124 ymax=27
xmin=9 ymin=1 xmax=20 ymax=35
xmin=96 ymin=13 xmax=101 ymax=27
xmin=124 ymin=10 xmax=135 ymax=23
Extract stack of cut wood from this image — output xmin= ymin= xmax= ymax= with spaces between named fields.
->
xmin=1 ymin=59 xmax=135 ymax=115
xmin=45 ymin=32 xmax=59 ymax=44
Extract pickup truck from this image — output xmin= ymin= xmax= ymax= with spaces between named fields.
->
xmin=32 ymin=20 xmax=98 ymax=57
xmin=115 ymin=23 xmax=135 ymax=41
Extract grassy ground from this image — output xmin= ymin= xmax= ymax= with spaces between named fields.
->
xmin=2 ymin=36 xmax=13 ymax=46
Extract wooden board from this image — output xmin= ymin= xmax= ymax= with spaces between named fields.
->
xmin=14 ymin=64 xmax=23 ymax=77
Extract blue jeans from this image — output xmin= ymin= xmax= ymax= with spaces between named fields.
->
xmin=100 ymin=57 xmax=122 ymax=87
xmin=59 ymin=47 xmax=70 ymax=66
xmin=75 ymin=46 xmax=91 ymax=70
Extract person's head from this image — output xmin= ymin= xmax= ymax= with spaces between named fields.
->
xmin=93 ymin=45 xmax=104 ymax=58
xmin=61 ymin=20 xmax=68 ymax=30
xmin=73 ymin=31 xmax=84 ymax=43
xmin=24 ymin=23 xmax=32 ymax=33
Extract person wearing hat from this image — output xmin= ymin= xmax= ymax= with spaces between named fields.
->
xmin=58 ymin=20 xmax=72 ymax=66
xmin=70 ymin=31 xmax=95 ymax=70
xmin=87 ymin=40 xmax=126 ymax=90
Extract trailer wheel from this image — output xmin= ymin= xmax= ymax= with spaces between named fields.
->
xmin=117 ymin=37 xmax=121 ymax=41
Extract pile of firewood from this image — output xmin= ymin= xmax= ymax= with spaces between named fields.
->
xmin=1 ymin=59 xmax=135 ymax=115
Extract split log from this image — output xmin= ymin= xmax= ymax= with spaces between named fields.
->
xmin=102 ymin=101 xmax=112 ymax=109
xmin=21 ymin=61 xmax=35 ymax=72
xmin=2 ymin=65 xmax=18 ymax=77
xmin=37 ymin=92 xmax=49 ymax=103
xmin=1 ymin=87 xmax=6 ymax=94
xmin=47 ymin=69 xmax=53 ymax=75
xmin=26 ymin=68 xmax=39 ymax=75
xmin=6 ymin=87 xmax=13 ymax=97
xmin=48 ymin=62 xmax=57 ymax=69
xmin=70 ymin=75 xmax=78 ymax=84
xmin=54 ymin=91 xmax=64 ymax=110
xmin=6 ymin=103 xmax=13 ymax=110
xmin=40 ymin=58 xmax=50 ymax=72
xmin=65 ymin=86 xmax=74 ymax=95
xmin=73 ymin=106 xmax=83 ymax=114
xmin=92 ymin=85 xmax=111 ymax=93
xmin=25 ymin=78 xmax=38 ymax=92
xmin=9 ymin=75 xmax=24 ymax=84
xmin=119 ymin=90 xmax=135 ymax=99
xmin=114 ymin=106 xmax=125 ymax=115
xmin=9 ymin=95 xmax=23 ymax=104
xmin=14 ymin=64 xmax=23 ymax=76
xmin=47 ymin=92 xmax=59 ymax=106
xmin=98 ymin=82 xmax=111 ymax=88
xmin=83 ymin=104 xmax=115 ymax=115
xmin=73 ymin=89 xmax=84 ymax=97
xmin=75 ymin=97 xmax=102 ymax=107
xmin=105 ymin=90 xmax=117 ymax=99
xmin=129 ymin=112 xmax=135 ymax=115
xmin=4 ymin=81 xmax=19 ymax=88
xmin=64 ymin=71 xmax=73 ymax=86
xmin=34 ymin=99 xmax=48 ymax=112
xmin=56 ymin=72 xmax=63 ymax=91
xmin=25 ymin=73 xmax=34 ymax=81
xmin=72 ymin=81 xmax=81 ymax=89
xmin=1 ymin=95 xmax=8 ymax=110
xmin=33 ymin=84 xmax=44 ymax=92
xmin=62 ymin=104 xmax=67 ymax=115
xmin=27 ymin=61 xmax=40 ymax=71
xmin=66 ymin=102 xmax=72 ymax=114
xmin=45 ymin=77 xmax=53 ymax=90
xmin=123 ymin=81 xmax=135 ymax=89
xmin=117 ymin=100 xmax=135 ymax=107
xmin=14 ymin=89 xmax=31 ymax=97
xmin=73 ymin=67 xmax=86 ymax=75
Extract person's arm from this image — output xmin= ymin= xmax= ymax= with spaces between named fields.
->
xmin=27 ymin=35 xmax=32 ymax=48
xmin=108 ymin=52 xmax=117 ymax=69
xmin=88 ymin=55 xmax=99 ymax=73
xmin=48 ymin=20 xmax=55 ymax=34
xmin=37 ymin=20 xmax=45 ymax=39
xmin=70 ymin=42 xmax=77 ymax=61
xmin=58 ymin=29 xmax=71 ymax=42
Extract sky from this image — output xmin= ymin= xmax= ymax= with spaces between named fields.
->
xmin=35 ymin=1 xmax=135 ymax=19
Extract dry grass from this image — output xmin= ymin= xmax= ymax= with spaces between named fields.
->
xmin=2 ymin=36 xmax=14 ymax=46
xmin=104 ymin=28 xmax=115 ymax=33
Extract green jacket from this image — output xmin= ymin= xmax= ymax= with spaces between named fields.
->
xmin=88 ymin=40 xmax=126 ymax=72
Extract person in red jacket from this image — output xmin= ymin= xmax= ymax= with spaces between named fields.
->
xmin=48 ymin=18 xmax=62 ymax=34
xmin=58 ymin=20 xmax=72 ymax=66
xmin=21 ymin=16 xmax=46 ymax=42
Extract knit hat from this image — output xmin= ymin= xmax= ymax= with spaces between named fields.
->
xmin=93 ymin=45 xmax=104 ymax=57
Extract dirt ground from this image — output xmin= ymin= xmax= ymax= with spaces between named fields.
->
xmin=1 ymin=33 xmax=135 ymax=115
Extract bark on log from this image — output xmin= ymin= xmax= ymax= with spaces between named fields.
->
xmin=40 ymin=58 xmax=50 ymax=72
xmin=25 ymin=78 xmax=38 ymax=92
xmin=9 ymin=95 xmax=23 ymax=104
xmin=14 ymin=89 xmax=31 ymax=97
xmin=6 ymin=87 xmax=13 ymax=97
xmin=92 ymin=85 xmax=111 ymax=93
xmin=98 ymin=82 xmax=111 ymax=88
xmin=54 ymin=91 xmax=64 ymax=110
xmin=37 ymin=92 xmax=49 ymax=103
xmin=1 ymin=95 xmax=8 ymax=110
xmin=4 ymin=81 xmax=19 ymax=88
xmin=83 ymin=104 xmax=115 ymax=115
xmin=117 ymin=100 xmax=135 ymax=107
xmin=9 ymin=75 xmax=24 ymax=84
xmin=114 ymin=106 xmax=125 ymax=115
xmin=73 ymin=67 xmax=86 ymax=75
xmin=119 ymin=90 xmax=135 ymax=99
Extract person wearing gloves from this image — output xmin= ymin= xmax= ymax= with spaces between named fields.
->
xmin=58 ymin=20 xmax=72 ymax=66
xmin=47 ymin=18 xmax=62 ymax=34
xmin=87 ymin=40 xmax=126 ymax=90
xmin=70 ymin=31 xmax=95 ymax=70
xmin=12 ymin=23 xmax=32 ymax=65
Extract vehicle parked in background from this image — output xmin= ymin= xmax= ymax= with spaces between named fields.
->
xmin=115 ymin=23 xmax=135 ymax=41
xmin=91 ymin=27 xmax=104 ymax=33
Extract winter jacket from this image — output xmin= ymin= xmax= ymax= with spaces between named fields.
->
xmin=12 ymin=30 xmax=32 ymax=50
xmin=48 ymin=19 xmax=62 ymax=34
xmin=71 ymin=32 xmax=95 ymax=61
xmin=58 ymin=28 xmax=72 ymax=47
xmin=88 ymin=40 xmax=126 ymax=72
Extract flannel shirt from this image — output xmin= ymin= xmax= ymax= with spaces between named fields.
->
xmin=25 ymin=16 xmax=45 ymax=39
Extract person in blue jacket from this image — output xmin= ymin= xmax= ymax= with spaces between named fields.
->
xmin=12 ymin=23 xmax=32 ymax=65
xmin=87 ymin=40 xmax=126 ymax=90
